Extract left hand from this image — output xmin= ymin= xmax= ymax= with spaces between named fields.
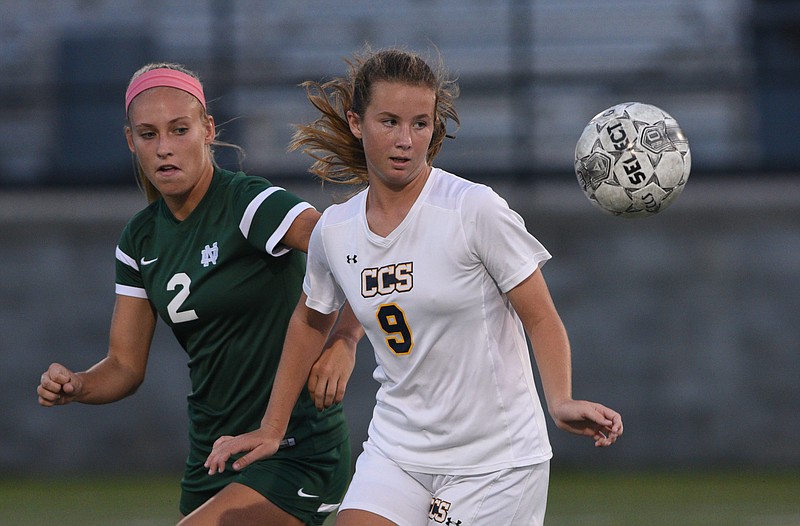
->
xmin=307 ymin=335 xmax=356 ymax=410
xmin=549 ymin=399 xmax=623 ymax=447
xmin=204 ymin=426 xmax=283 ymax=475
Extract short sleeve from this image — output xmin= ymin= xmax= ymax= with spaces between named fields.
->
xmin=462 ymin=185 xmax=551 ymax=293
xmin=302 ymin=217 xmax=346 ymax=314
xmin=115 ymin=225 xmax=147 ymax=298
xmin=234 ymin=176 xmax=314 ymax=257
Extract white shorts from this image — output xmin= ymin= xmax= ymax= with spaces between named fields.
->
xmin=339 ymin=442 xmax=550 ymax=526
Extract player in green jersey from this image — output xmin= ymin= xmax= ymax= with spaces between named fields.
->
xmin=36 ymin=63 xmax=361 ymax=526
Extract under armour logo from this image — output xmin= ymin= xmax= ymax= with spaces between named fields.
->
xmin=346 ymin=254 xmax=358 ymax=264
xmin=201 ymin=242 xmax=219 ymax=267
xmin=445 ymin=519 xmax=462 ymax=526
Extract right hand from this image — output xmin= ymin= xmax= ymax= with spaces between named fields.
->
xmin=204 ymin=426 xmax=283 ymax=475
xmin=37 ymin=363 xmax=82 ymax=407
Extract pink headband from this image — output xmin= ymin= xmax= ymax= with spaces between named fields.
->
xmin=125 ymin=68 xmax=207 ymax=114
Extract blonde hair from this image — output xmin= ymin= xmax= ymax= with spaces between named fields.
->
xmin=125 ymin=62 xmax=243 ymax=203
xmin=289 ymin=47 xmax=460 ymax=187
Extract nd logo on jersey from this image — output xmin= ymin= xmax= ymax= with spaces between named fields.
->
xmin=361 ymin=262 xmax=413 ymax=298
xmin=201 ymin=242 xmax=219 ymax=267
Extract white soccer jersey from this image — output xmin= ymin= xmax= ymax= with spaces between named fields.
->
xmin=305 ymin=168 xmax=554 ymax=474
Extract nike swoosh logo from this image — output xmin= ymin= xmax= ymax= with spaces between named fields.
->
xmin=140 ymin=257 xmax=158 ymax=266
xmin=297 ymin=488 xmax=319 ymax=499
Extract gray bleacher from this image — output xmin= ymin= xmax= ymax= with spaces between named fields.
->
xmin=0 ymin=0 xmax=770 ymax=186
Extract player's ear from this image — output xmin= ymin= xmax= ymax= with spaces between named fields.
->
xmin=346 ymin=111 xmax=363 ymax=140
xmin=124 ymin=126 xmax=136 ymax=153
xmin=203 ymin=114 xmax=216 ymax=145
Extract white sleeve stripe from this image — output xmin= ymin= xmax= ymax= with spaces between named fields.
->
xmin=115 ymin=246 xmax=139 ymax=271
xmin=239 ymin=186 xmax=284 ymax=238
xmin=115 ymin=284 xmax=148 ymax=299
xmin=265 ymin=202 xmax=315 ymax=257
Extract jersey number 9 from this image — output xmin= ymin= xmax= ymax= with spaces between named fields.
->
xmin=376 ymin=303 xmax=413 ymax=355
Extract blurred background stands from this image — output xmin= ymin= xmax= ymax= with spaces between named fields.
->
xmin=1 ymin=0 xmax=796 ymax=187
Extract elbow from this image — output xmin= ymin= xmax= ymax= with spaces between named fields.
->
xmin=124 ymin=371 xmax=146 ymax=397
xmin=112 ymin=365 xmax=146 ymax=400
xmin=126 ymin=378 xmax=145 ymax=397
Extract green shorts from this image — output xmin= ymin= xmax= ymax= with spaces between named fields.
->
xmin=180 ymin=437 xmax=351 ymax=525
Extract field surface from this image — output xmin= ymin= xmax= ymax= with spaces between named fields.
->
xmin=1 ymin=470 xmax=797 ymax=525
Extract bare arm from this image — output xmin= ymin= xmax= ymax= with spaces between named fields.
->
xmin=280 ymin=207 xmax=320 ymax=253
xmin=307 ymin=301 xmax=364 ymax=410
xmin=278 ymin=205 xmax=365 ymax=409
xmin=37 ymin=295 xmax=156 ymax=406
xmin=205 ymin=293 xmax=338 ymax=473
xmin=507 ymin=269 xmax=623 ymax=447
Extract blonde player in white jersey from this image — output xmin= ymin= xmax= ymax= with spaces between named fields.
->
xmin=206 ymin=47 xmax=623 ymax=526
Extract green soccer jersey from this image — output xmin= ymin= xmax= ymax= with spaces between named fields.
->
xmin=115 ymin=168 xmax=348 ymax=493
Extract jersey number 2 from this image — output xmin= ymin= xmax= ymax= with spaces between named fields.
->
xmin=377 ymin=303 xmax=413 ymax=355
xmin=167 ymin=273 xmax=199 ymax=323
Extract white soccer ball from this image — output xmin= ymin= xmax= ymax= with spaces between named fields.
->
xmin=574 ymin=102 xmax=691 ymax=218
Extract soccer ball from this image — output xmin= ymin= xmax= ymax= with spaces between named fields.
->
xmin=574 ymin=102 xmax=691 ymax=218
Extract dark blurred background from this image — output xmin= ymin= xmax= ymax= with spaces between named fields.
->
xmin=2 ymin=0 xmax=799 ymax=186
xmin=2 ymin=0 xmax=798 ymax=478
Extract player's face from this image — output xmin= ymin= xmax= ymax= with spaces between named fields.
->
xmin=347 ymin=81 xmax=435 ymax=191
xmin=125 ymin=87 xmax=215 ymax=206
